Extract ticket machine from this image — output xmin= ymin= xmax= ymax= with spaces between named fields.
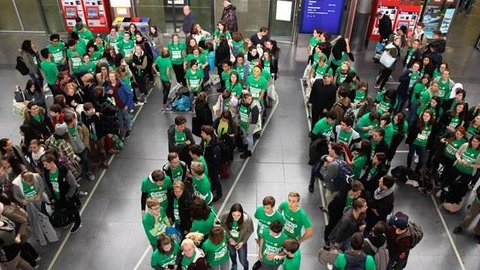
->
xmin=59 ymin=0 xmax=112 ymax=33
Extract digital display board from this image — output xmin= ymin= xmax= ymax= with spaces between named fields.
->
xmin=300 ymin=0 xmax=345 ymax=34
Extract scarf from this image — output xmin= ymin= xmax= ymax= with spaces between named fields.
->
xmin=31 ymin=146 xmax=45 ymax=162
xmin=374 ymin=186 xmax=395 ymax=200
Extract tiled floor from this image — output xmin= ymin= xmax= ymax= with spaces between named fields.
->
xmin=0 ymin=6 xmax=480 ymax=270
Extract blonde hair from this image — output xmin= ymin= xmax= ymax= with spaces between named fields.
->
xmin=146 ymin=197 xmax=160 ymax=209
xmin=173 ymin=181 xmax=185 ymax=190
xmin=288 ymin=191 xmax=301 ymax=201
xmin=181 ymin=238 xmax=196 ymax=249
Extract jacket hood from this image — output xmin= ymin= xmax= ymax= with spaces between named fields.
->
xmin=344 ymin=250 xmax=367 ymax=265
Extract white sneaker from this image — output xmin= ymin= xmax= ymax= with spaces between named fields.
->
xmin=134 ymin=102 xmax=144 ymax=106
xmin=414 ymin=154 xmax=419 ymax=164
xmin=435 ymin=189 xmax=443 ymax=198
xmin=405 ymin=179 xmax=419 ymax=187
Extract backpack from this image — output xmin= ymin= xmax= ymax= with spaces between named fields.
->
xmin=397 ymin=222 xmax=423 ymax=249
xmin=172 ymin=95 xmax=191 ymax=112
xmin=345 ymin=253 xmax=367 ymax=270
xmin=16 ymin=56 xmax=29 ymax=75
xmin=391 ymin=165 xmax=408 ymax=183
xmin=332 ymin=159 xmax=353 ymax=190
xmin=364 ymin=239 xmax=389 ymax=270
xmin=57 ymin=155 xmax=82 ymax=180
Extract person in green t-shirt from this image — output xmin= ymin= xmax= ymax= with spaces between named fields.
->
xmin=307 ymin=28 xmax=322 ymax=57
xmin=282 ymin=239 xmax=301 ymax=270
xmin=227 ymin=71 xmax=244 ymax=98
xmin=434 ymin=128 xmax=467 ymax=184
xmin=72 ymin=18 xmax=94 ymax=43
xmin=39 ymin=48 xmax=59 ymax=88
xmin=180 ymin=238 xmax=208 ymax=269
xmin=258 ymin=221 xmax=288 ymax=268
xmin=191 ymin=162 xmax=213 ymax=205
xmin=80 ymin=54 xmax=96 ymax=75
xmin=333 ymin=232 xmax=376 ymax=270
xmin=66 ymin=39 xmax=86 ymax=75
xmin=190 ymin=198 xmax=216 ymax=235
xmin=142 ymin=197 xmax=171 ymax=249
xmin=189 ymin=144 xmax=208 ymax=176
xmin=141 ymin=170 xmax=173 ymax=215
xmin=117 ymin=32 xmax=135 ymax=63
xmin=150 ymin=234 xmax=180 ymax=269
xmin=105 ymin=27 xmax=121 ymax=51
xmin=355 ymin=111 xmax=380 ymax=140
xmin=185 ymin=60 xmax=204 ymax=95
xmin=406 ymin=110 xmax=435 ymax=173
xmin=246 ymin=67 xmax=268 ymax=104
xmin=254 ymin=196 xmax=285 ymax=240
xmin=311 ymin=111 xmax=336 ymax=139
xmin=201 ymin=226 xmax=229 ymax=269
xmin=278 ymin=192 xmax=313 ymax=242
xmin=345 ymin=139 xmax=371 ymax=179
xmin=46 ymin=34 xmax=66 ymax=66
xmin=154 ymin=48 xmax=174 ymax=109
xmin=168 ymin=34 xmax=187 ymax=85
xmin=86 ymin=43 xmax=103 ymax=66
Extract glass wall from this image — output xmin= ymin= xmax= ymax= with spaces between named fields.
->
xmin=0 ymin=0 xmax=22 ymax=30
xmin=39 ymin=0 xmax=65 ymax=33
xmin=269 ymin=0 xmax=294 ymax=38
xmin=16 ymin=0 xmax=43 ymax=31
xmin=215 ymin=0 xmax=269 ymax=37
xmin=136 ymin=0 xmax=167 ymax=32
xmin=0 ymin=0 xmax=64 ymax=33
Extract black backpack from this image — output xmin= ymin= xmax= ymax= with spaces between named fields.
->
xmin=345 ymin=253 xmax=367 ymax=270
xmin=15 ymin=56 xmax=29 ymax=75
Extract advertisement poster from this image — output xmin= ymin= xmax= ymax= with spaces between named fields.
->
xmin=371 ymin=6 xmax=398 ymax=36
xmin=300 ymin=0 xmax=345 ymax=34
xmin=422 ymin=6 xmax=443 ymax=38
xmin=440 ymin=8 xmax=455 ymax=33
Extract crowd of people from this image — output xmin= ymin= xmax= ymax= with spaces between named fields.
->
xmin=306 ymin=10 xmax=480 ymax=270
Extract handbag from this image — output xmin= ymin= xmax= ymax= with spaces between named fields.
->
xmin=318 ymin=245 xmax=340 ymax=265
xmin=13 ymin=87 xmax=27 ymax=117
xmin=49 ymin=206 xmax=73 ymax=228
xmin=380 ymin=44 xmax=397 ymax=68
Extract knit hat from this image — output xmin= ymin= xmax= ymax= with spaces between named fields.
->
xmin=390 ymin=211 xmax=409 ymax=230
xmin=54 ymin=122 xmax=68 ymax=136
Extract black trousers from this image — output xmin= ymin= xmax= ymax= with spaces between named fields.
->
xmin=376 ymin=67 xmax=394 ymax=89
xmin=161 ymin=80 xmax=171 ymax=104
xmin=172 ymin=64 xmax=186 ymax=85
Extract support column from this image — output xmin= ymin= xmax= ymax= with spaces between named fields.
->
xmin=350 ymin=0 xmax=372 ymax=50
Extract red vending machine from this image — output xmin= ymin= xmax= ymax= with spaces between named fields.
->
xmin=59 ymin=0 xmax=112 ymax=33
xmin=368 ymin=0 xmax=424 ymax=41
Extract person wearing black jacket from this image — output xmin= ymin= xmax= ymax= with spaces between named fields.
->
xmin=81 ymin=102 xmax=109 ymax=168
xmin=200 ymin=125 xmax=222 ymax=202
xmin=308 ymin=74 xmax=337 ymax=127
xmin=361 ymin=152 xmax=389 ymax=194
xmin=131 ymin=44 xmax=148 ymax=104
xmin=377 ymin=12 xmax=393 ymax=41
xmin=41 ymin=154 xmax=81 ymax=233
xmin=166 ymin=181 xmax=192 ymax=236
xmin=135 ymin=33 xmax=154 ymax=81
xmin=371 ymin=128 xmax=389 ymax=156
xmin=324 ymin=180 xmax=365 ymax=242
xmin=366 ymin=176 xmax=395 ymax=233
xmin=192 ymin=92 xmax=213 ymax=137
xmin=215 ymin=39 xmax=231 ymax=77
xmin=396 ymin=62 xmax=421 ymax=114
xmin=403 ymin=39 xmax=423 ymax=69
xmin=22 ymin=102 xmax=52 ymax=141
xmin=220 ymin=0 xmax=238 ymax=32
xmin=163 ymin=152 xmax=188 ymax=183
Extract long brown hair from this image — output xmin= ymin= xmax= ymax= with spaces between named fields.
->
xmin=225 ymin=203 xmax=244 ymax=231
xmin=416 ymin=110 xmax=435 ymax=130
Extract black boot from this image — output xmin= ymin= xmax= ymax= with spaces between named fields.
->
xmin=240 ymin=151 xmax=252 ymax=159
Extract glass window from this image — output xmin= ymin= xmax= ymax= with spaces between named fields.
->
xmin=136 ymin=0 xmax=167 ymax=33
xmin=39 ymin=0 xmax=65 ymax=33
xmin=0 ymin=0 xmax=22 ymax=30
xmin=215 ymin=0 xmax=269 ymax=37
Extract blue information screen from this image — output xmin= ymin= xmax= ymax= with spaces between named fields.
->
xmin=300 ymin=0 xmax=345 ymax=35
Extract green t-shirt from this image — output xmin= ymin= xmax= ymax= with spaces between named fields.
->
xmin=333 ymin=253 xmax=376 ymax=270
xmin=229 ymin=82 xmax=244 ymax=97
xmin=105 ymin=34 xmax=120 ymax=50
xmin=191 ymin=207 xmax=216 ymax=235
xmin=142 ymin=209 xmax=170 ymax=246
xmin=263 ymin=60 xmax=271 ymax=74
xmin=383 ymin=123 xmax=395 ymax=146
xmin=433 ymin=68 xmax=442 ymax=80
xmin=193 ymin=174 xmax=213 ymax=205
xmin=40 ymin=60 xmax=59 ymax=85
xmin=352 ymin=154 xmax=367 ymax=179
xmin=456 ymin=146 xmax=480 ymax=175
xmin=171 ymin=165 xmax=184 ymax=182
xmin=338 ymin=129 xmax=353 ymax=145
xmin=409 ymin=70 xmax=420 ymax=89
xmin=437 ymin=78 xmax=452 ymax=101
xmin=312 ymin=62 xmax=332 ymax=79
xmin=22 ymin=181 xmax=37 ymax=200
xmin=466 ymin=125 xmax=479 ymax=140
xmin=445 ymin=138 xmax=467 ymax=160
xmin=235 ymin=64 xmax=247 ymax=81
xmin=89 ymin=51 xmax=103 ymax=65
xmin=198 ymin=156 xmax=209 ymax=177
xmin=239 ymin=103 xmax=250 ymax=130
xmin=246 ymin=75 xmax=268 ymax=102
xmin=334 ymin=66 xmax=356 ymax=85
xmin=222 ymin=69 xmax=233 ymax=87
xmin=213 ymin=30 xmax=232 ymax=41
xmin=418 ymin=90 xmax=434 ymax=115
xmin=376 ymin=99 xmax=392 ymax=115
xmin=414 ymin=125 xmax=432 ymax=147
xmin=73 ymin=24 xmax=94 ymax=43
xmin=117 ymin=39 xmax=135 ymax=60
xmin=181 ymin=250 xmax=196 ymax=269
xmin=447 ymin=116 xmax=462 ymax=130
xmin=168 ymin=41 xmax=186 ymax=65
xmin=173 ymin=198 xmax=180 ymax=225
xmin=32 ymin=114 xmax=41 ymax=123
xmin=185 ymin=68 xmax=204 ymax=92
xmin=231 ymin=39 xmax=245 ymax=55
xmin=141 ymin=175 xmax=173 ymax=210
xmin=254 ymin=206 xmax=285 ymax=237
xmin=283 ymin=249 xmax=302 ymax=270
xmin=230 ymin=220 xmax=240 ymax=240
xmin=186 ymin=53 xmax=207 ymax=67
xmin=202 ymin=237 xmax=229 ymax=266
xmin=260 ymin=228 xmax=288 ymax=265
xmin=47 ymin=42 xmax=66 ymax=65
xmin=393 ymin=121 xmax=409 ymax=136
xmin=312 ymin=117 xmax=334 ymax=138
xmin=175 ymin=130 xmax=187 ymax=145
xmin=67 ymin=47 xmax=86 ymax=73
xmin=354 ymin=89 xmax=367 ymax=104
xmin=154 ymin=56 xmax=173 ymax=82
xmin=278 ymin=201 xmax=312 ymax=240
xmin=80 ymin=61 xmax=96 ymax=74
xmin=356 ymin=113 xmax=378 ymax=139
xmin=49 ymin=169 xmax=60 ymax=200
xmin=411 ymin=82 xmax=427 ymax=104
xmin=309 ymin=36 xmax=320 ymax=48
xmin=150 ymin=240 xmax=180 ymax=268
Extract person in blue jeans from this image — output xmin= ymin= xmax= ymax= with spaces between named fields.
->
xmin=105 ymin=71 xmax=134 ymax=138
xmin=220 ymin=203 xmax=254 ymax=270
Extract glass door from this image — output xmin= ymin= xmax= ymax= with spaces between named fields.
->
xmin=268 ymin=0 xmax=300 ymax=43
